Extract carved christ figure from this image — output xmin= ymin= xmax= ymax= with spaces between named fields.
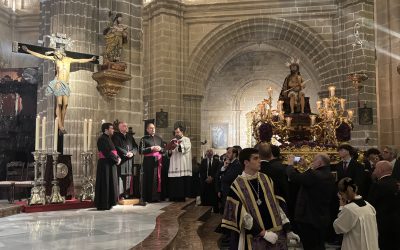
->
xmin=23 ymin=45 xmax=95 ymax=134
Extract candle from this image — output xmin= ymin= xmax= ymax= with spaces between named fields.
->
xmin=41 ymin=116 xmax=46 ymax=151
xmin=323 ymin=98 xmax=329 ymax=109
xmin=35 ymin=115 xmax=40 ymax=151
xmin=278 ymin=100 xmax=284 ymax=112
xmin=347 ymin=110 xmax=354 ymax=120
xmin=310 ymin=115 xmax=316 ymax=126
xmin=327 ymin=110 xmax=333 ymax=120
xmin=268 ymin=87 xmax=273 ymax=97
xmin=328 ymin=86 xmax=336 ymax=97
xmin=83 ymin=119 xmax=88 ymax=152
xmin=279 ymin=112 xmax=285 ymax=121
xmin=88 ymin=119 xmax=92 ymax=150
xmin=258 ymin=103 xmax=265 ymax=115
xmin=340 ymin=98 xmax=346 ymax=110
xmin=316 ymin=100 xmax=322 ymax=110
xmin=286 ymin=117 xmax=292 ymax=127
xmin=53 ymin=117 xmax=58 ymax=152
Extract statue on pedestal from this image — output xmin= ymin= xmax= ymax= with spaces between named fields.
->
xmin=93 ymin=12 xmax=132 ymax=98
xmin=280 ymin=58 xmax=306 ymax=114
xmin=103 ymin=12 xmax=128 ymax=64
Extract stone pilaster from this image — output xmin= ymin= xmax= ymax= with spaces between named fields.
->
xmin=143 ymin=0 xmax=186 ymax=142
xmin=37 ymin=0 xmax=143 ymax=188
xmin=375 ymin=0 xmax=400 ymax=148
xmin=333 ymin=0 xmax=377 ymax=148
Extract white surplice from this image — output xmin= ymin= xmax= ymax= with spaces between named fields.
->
xmin=333 ymin=198 xmax=379 ymax=250
xmin=168 ymin=136 xmax=192 ymax=177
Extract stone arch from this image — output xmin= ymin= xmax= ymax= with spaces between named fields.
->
xmin=186 ymin=17 xmax=338 ymax=94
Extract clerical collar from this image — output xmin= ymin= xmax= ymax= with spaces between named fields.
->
xmin=260 ymin=160 xmax=268 ymax=163
xmin=349 ymin=195 xmax=366 ymax=207
xmin=241 ymin=171 xmax=258 ymax=180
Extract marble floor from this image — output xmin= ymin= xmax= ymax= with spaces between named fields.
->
xmin=0 ymin=202 xmax=170 ymax=250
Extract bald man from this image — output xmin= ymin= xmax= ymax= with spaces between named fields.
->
xmin=368 ymin=161 xmax=400 ymax=250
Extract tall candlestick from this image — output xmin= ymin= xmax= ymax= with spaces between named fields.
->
xmin=316 ymin=100 xmax=322 ymax=110
xmin=323 ymin=98 xmax=329 ymax=109
xmin=53 ymin=117 xmax=58 ymax=152
xmin=340 ymin=98 xmax=346 ymax=110
xmin=88 ymin=119 xmax=92 ymax=150
xmin=35 ymin=115 xmax=40 ymax=151
xmin=310 ymin=115 xmax=316 ymax=126
xmin=83 ymin=119 xmax=88 ymax=152
xmin=278 ymin=100 xmax=284 ymax=112
xmin=328 ymin=86 xmax=336 ymax=97
xmin=268 ymin=87 xmax=273 ymax=97
xmin=41 ymin=116 xmax=46 ymax=151
xmin=347 ymin=110 xmax=354 ymax=120
xmin=327 ymin=110 xmax=333 ymax=120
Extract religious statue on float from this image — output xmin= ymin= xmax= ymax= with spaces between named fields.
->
xmin=279 ymin=58 xmax=309 ymax=114
xmin=103 ymin=12 xmax=128 ymax=63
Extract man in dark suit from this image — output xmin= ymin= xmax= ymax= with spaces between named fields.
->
xmin=334 ymin=144 xmax=368 ymax=197
xmin=368 ymin=160 xmax=400 ymax=250
xmin=219 ymin=147 xmax=241 ymax=211
xmin=286 ymin=153 xmax=336 ymax=250
xmin=258 ymin=143 xmax=289 ymax=204
xmin=199 ymin=149 xmax=220 ymax=212
xmin=382 ymin=146 xmax=400 ymax=181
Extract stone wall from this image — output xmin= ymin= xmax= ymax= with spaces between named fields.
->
xmin=375 ymin=0 xmax=400 ymax=149
xmin=37 ymin=0 xmax=143 ymax=187
xmin=143 ymin=0 xmax=377 ymax=157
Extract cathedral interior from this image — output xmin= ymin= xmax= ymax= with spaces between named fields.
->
xmin=0 ymin=0 xmax=399 ymax=249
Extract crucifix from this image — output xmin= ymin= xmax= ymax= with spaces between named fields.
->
xmin=12 ymin=33 xmax=101 ymax=135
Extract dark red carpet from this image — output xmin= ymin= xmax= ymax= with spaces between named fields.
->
xmin=16 ymin=199 xmax=94 ymax=213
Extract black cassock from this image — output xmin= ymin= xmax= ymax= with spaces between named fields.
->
xmin=112 ymin=131 xmax=138 ymax=197
xmin=95 ymin=133 xmax=120 ymax=210
xmin=139 ymin=135 xmax=166 ymax=202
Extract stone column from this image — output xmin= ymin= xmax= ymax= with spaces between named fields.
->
xmin=375 ymin=0 xmax=400 ymax=148
xmin=334 ymin=0 xmax=377 ymax=148
xmin=143 ymin=0 xmax=185 ymax=142
xmin=37 ymin=0 xmax=143 ymax=189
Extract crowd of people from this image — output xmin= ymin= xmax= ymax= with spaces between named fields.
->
xmin=93 ymin=121 xmax=400 ymax=250
xmin=203 ymin=143 xmax=400 ymax=250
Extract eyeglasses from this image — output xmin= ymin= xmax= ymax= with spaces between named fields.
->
xmin=382 ymin=151 xmax=390 ymax=154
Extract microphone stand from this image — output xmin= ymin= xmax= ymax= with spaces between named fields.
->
xmin=134 ymin=136 xmax=146 ymax=206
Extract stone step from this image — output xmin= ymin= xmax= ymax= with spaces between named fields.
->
xmin=171 ymin=205 xmax=213 ymax=250
xmin=198 ymin=213 xmax=222 ymax=250
xmin=131 ymin=198 xmax=196 ymax=250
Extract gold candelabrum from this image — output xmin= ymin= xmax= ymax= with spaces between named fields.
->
xmin=309 ymin=86 xmax=353 ymax=146
xmin=250 ymin=87 xmax=291 ymax=142
xmin=78 ymin=151 xmax=94 ymax=201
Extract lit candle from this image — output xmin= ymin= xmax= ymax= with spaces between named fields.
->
xmin=279 ymin=112 xmax=285 ymax=121
xmin=316 ymin=100 xmax=322 ymax=110
xmin=268 ymin=87 xmax=273 ymax=97
xmin=41 ymin=116 xmax=46 ymax=151
xmin=323 ymin=98 xmax=329 ymax=109
xmin=258 ymin=103 xmax=265 ymax=115
xmin=88 ymin=119 xmax=93 ymax=150
xmin=310 ymin=115 xmax=316 ymax=126
xmin=340 ymin=98 xmax=346 ymax=110
xmin=328 ymin=86 xmax=336 ymax=97
xmin=83 ymin=119 xmax=88 ymax=152
xmin=327 ymin=110 xmax=333 ymax=119
xmin=53 ymin=117 xmax=58 ymax=152
xmin=35 ymin=115 xmax=40 ymax=151
xmin=286 ymin=117 xmax=292 ymax=127
xmin=347 ymin=110 xmax=354 ymax=120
